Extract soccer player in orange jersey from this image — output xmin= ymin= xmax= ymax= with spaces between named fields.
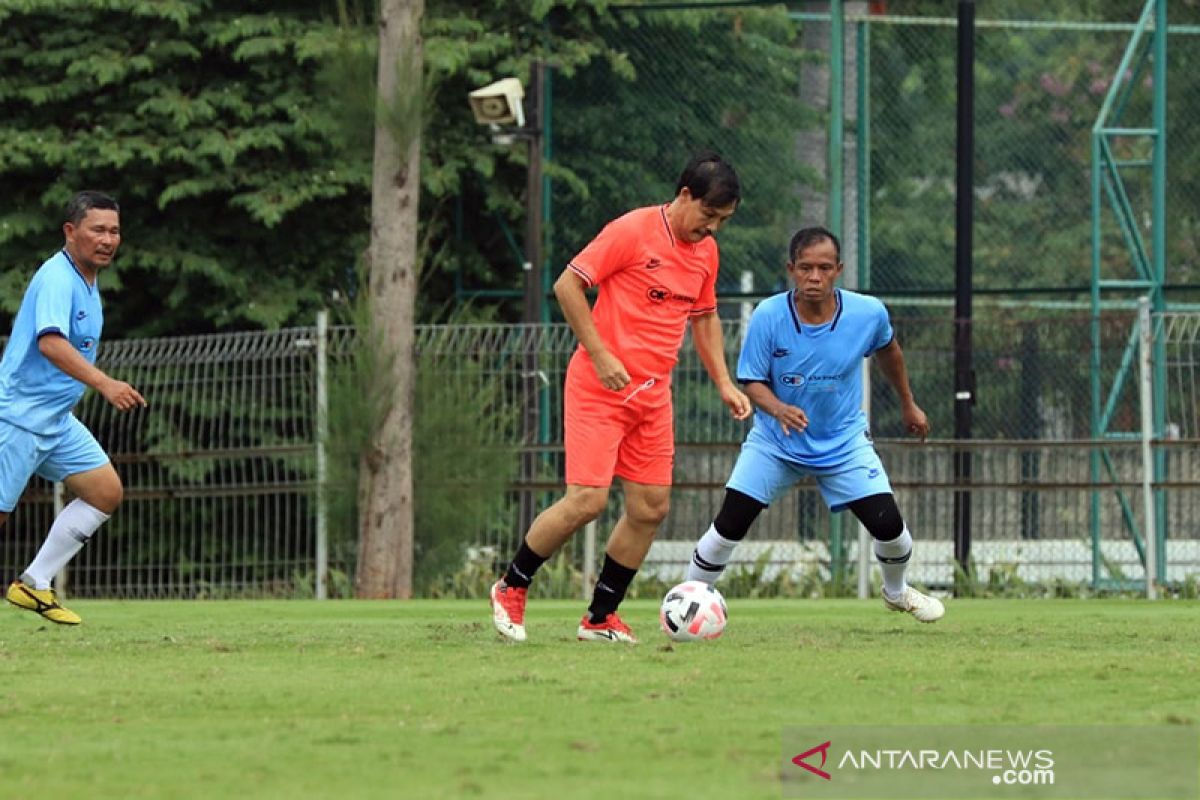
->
xmin=490 ymin=153 xmax=753 ymax=643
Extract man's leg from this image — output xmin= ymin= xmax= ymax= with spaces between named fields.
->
xmin=688 ymin=443 xmax=795 ymax=586
xmin=577 ymin=479 xmax=669 ymax=643
xmin=6 ymin=463 xmax=118 ymax=626
xmin=19 ymin=464 xmax=120 ymax=592
xmin=492 ymin=366 xmax=627 ymax=642
xmin=491 ymin=485 xmax=610 ymax=642
xmin=687 ymin=489 xmax=766 ymax=585
xmin=844 ymin=492 xmax=944 ymax=624
xmin=815 ymin=445 xmax=943 ymax=623
xmin=7 ymin=420 xmax=118 ymax=625
xmin=511 ymin=484 xmax=610 ymax=583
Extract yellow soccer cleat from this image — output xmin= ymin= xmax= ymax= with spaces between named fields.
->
xmin=5 ymin=580 xmax=82 ymax=625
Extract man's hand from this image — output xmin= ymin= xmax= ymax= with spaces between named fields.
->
xmin=589 ymin=350 xmax=631 ymax=391
xmin=719 ymin=382 xmax=753 ymax=421
xmin=99 ymin=378 xmax=147 ymax=412
xmin=773 ymin=404 xmax=809 ymax=436
xmin=902 ymin=402 xmax=929 ymax=441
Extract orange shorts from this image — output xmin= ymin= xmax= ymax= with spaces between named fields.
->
xmin=563 ymin=353 xmax=674 ymax=487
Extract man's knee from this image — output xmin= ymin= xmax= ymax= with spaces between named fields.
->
xmin=561 ymin=486 xmax=609 ymax=526
xmin=713 ymin=488 xmax=766 ymax=542
xmin=847 ymin=493 xmax=905 ymax=541
xmin=629 ymin=492 xmax=670 ymax=526
xmin=68 ymin=466 xmax=124 ymax=514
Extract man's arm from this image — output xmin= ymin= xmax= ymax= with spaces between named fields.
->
xmin=873 ymin=338 xmax=929 ymax=439
xmin=38 ymin=334 xmax=146 ymax=411
xmin=553 ymin=269 xmax=630 ymax=391
xmin=690 ymin=312 xmax=751 ymax=420
xmin=742 ymin=381 xmax=808 ymax=436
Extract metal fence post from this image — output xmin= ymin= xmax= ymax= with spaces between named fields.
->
xmin=52 ymin=481 xmax=66 ymax=594
xmin=1137 ymin=297 xmax=1157 ymax=600
xmin=857 ymin=359 xmax=872 ymax=599
xmin=582 ymin=520 xmax=597 ymax=601
xmin=315 ymin=310 xmax=330 ymax=600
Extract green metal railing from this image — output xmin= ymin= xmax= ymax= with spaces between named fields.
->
xmin=1090 ymin=0 xmax=1167 ymax=591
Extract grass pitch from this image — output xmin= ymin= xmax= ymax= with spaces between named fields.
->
xmin=1 ymin=598 xmax=1196 ymax=799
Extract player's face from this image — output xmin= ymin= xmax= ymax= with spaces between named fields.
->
xmin=675 ymin=189 xmax=737 ymax=244
xmin=787 ymin=238 xmax=842 ymax=301
xmin=64 ymin=209 xmax=121 ymax=272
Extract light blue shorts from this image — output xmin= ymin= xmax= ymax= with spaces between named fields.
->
xmin=726 ymin=438 xmax=893 ymax=512
xmin=0 ymin=416 xmax=109 ymax=512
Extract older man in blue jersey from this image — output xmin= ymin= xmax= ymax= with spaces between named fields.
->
xmin=687 ymin=226 xmax=944 ymax=622
xmin=1 ymin=191 xmax=146 ymax=625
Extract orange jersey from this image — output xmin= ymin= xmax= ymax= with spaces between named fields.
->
xmin=568 ymin=204 xmax=720 ymax=382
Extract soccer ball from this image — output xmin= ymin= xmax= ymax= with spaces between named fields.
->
xmin=659 ymin=580 xmax=728 ymax=642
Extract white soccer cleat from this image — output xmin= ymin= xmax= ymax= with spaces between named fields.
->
xmin=490 ymin=580 xmax=528 ymax=642
xmin=883 ymin=586 xmax=945 ymax=623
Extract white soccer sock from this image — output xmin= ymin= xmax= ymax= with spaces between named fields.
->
xmin=687 ymin=524 xmax=740 ymax=586
xmin=874 ymin=527 xmax=913 ymax=598
xmin=22 ymin=499 xmax=110 ymax=589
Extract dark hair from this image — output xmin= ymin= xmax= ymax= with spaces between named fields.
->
xmin=788 ymin=226 xmax=841 ymax=262
xmin=675 ymin=151 xmax=740 ymax=208
xmin=65 ymin=191 xmax=119 ymax=226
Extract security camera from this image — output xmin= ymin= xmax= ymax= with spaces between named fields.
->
xmin=468 ymin=78 xmax=525 ymax=127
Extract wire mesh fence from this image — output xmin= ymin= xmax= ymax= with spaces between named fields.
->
xmin=2 ymin=307 xmax=1197 ymax=598
xmin=541 ymin=4 xmax=1200 ymax=301
xmin=0 ymin=330 xmax=322 ymax=598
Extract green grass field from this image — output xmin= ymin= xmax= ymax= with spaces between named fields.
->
xmin=1 ymin=598 xmax=1196 ymax=799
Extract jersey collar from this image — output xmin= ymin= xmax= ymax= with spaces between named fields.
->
xmin=61 ymin=248 xmax=98 ymax=292
xmin=658 ymin=204 xmax=676 ymax=248
xmin=787 ymin=288 xmax=843 ymax=334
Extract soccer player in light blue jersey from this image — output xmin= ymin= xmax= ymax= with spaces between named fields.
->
xmin=1 ymin=191 xmax=146 ymax=625
xmin=686 ymin=226 xmax=944 ymax=622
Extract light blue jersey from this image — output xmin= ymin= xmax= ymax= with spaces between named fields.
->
xmin=0 ymin=250 xmax=104 ymax=435
xmin=737 ymin=288 xmax=892 ymax=468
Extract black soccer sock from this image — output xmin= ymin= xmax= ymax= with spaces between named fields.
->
xmin=502 ymin=541 xmax=548 ymax=589
xmin=587 ymin=554 xmax=638 ymax=623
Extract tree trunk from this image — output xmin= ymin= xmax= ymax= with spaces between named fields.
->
xmin=355 ymin=0 xmax=422 ymax=599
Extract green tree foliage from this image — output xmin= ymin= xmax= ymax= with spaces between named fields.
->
xmin=0 ymin=0 xmax=370 ymax=336
xmin=0 ymin=2 xmax=812 ymax=335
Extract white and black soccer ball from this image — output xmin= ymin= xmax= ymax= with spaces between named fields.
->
xmin=659 ymin=580 xmax=728 ymax=642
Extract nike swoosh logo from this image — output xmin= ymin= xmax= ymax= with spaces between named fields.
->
xmin=585 ymin=629 xmax=619 ymax=640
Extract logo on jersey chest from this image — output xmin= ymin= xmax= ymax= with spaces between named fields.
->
xmin=780 ymin=371 xmax=848 ymax=391
xmin=646 ymin=285 xmax=697 ymax=306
